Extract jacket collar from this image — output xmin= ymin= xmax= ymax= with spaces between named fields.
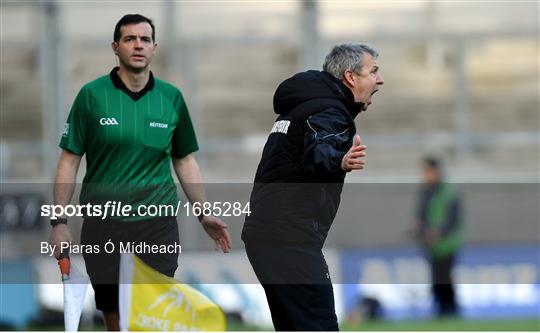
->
xmin=322 ymin=71 xmax=365 ymax=118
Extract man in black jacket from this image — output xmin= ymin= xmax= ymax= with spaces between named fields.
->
xmin=242 ymin=44 xmax=384 ymax=331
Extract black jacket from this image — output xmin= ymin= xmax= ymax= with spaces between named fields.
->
xmin=242 ymin=70 xmax=364 ymax=245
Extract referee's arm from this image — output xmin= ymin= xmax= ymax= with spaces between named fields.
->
xmin=172 ymin=154 xmax=232 ymax=253
xmin=49 ymin=149 xmax=82 ymax=258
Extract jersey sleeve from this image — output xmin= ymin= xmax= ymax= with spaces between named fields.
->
xmin=59 ymin=87 xmax=90 ymax=156
xmin=170 ymin=91 xmax=199 ymax=158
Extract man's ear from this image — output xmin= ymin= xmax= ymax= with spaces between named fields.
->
xmin=111 ymin=42 xmax=119 ymax=54
xmin=342 ymin=69 xmax=355 ymax=88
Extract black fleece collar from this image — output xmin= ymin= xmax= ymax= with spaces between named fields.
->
xmin=322 ymin=71 xmax=365 ymax=118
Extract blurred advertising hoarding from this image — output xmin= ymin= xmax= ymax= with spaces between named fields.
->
xmin=341 ymin=244 xmax=540 ymax=320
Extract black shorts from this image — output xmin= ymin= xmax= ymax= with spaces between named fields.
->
xmin=245 ymin=241 xmax=338 ymax=331
xmin=81 ymin=217 xmax=179 ymax=312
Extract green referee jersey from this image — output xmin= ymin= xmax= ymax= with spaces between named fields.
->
xmin=59 ymin=67 xmax=199 ymax=221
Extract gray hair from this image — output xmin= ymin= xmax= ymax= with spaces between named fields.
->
xmin=323 ymin=43 xmax=379 ymax=80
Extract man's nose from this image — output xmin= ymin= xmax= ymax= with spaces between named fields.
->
xmin=134 ymin=38 xmax=143 ymax=49
xmin=377 ymin=73 xmax=384 ymax=85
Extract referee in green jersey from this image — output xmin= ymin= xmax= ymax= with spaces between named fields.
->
xmin=49 ymin=14 xmax=231 ymax=330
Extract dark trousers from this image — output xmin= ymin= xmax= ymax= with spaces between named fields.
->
xmin=245 ymin=241 xmax=339 ymax=331
xmin=81 ymin=217 xmax=179 ymax=312
xmin=430 ymin=254 xmax=458 ymax=317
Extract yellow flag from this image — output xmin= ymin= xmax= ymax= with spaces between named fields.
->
xmin=119 ymin=254 xmax=226 ymax=331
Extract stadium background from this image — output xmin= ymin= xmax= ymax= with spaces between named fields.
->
xmin=1 ymin=1 xmax=539 ymax=330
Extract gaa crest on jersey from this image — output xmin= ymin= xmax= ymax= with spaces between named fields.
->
xmin=99 ymin=117 xmax=119 ymax=126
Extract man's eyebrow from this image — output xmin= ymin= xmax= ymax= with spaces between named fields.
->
xmin=122 ymin=34 xmax=151 ymax=39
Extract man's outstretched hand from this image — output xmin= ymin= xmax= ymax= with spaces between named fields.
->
xmin=341 ymin=134 xmax=367 ymax=172
xmin=201 ymin=216 xmax=232 ymax=253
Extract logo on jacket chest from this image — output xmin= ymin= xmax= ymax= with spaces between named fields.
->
xmin=270 ymin=120 xmax=291 ymax=134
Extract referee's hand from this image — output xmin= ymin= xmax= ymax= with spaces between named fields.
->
xmin=201 ymin=216 xmax=232 ymax=253
xmin=49 ymin=224 xmax=73 ymax=259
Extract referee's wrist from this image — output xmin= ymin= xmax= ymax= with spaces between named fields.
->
xmin=197 ymin=212 xmax=211 ymax=223
xmin=50 ymin=218 xmax=68 ymax=227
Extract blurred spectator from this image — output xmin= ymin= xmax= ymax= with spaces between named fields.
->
xmin=413 ymin=156 xmax=462 ymax=317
